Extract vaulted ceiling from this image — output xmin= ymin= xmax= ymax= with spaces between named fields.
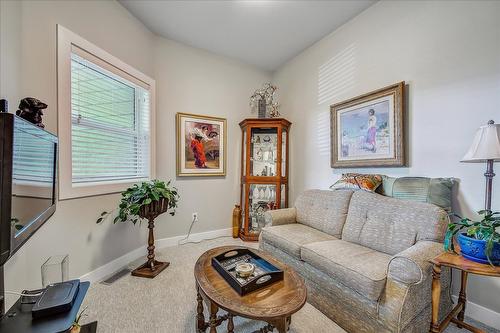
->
xmin=119 ymin=0 xmax=375 ymax=72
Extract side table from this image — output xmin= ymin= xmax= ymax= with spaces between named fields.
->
xmin=429 ymin=252 xmax=500 ymax=333
xmin=194 ymin=246 xmax=307 ymax=333
xmin=0 ymin=282 xmax=91 ymax=333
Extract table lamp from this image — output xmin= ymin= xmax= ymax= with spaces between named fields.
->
xmin=461 ymin=120 xmax=500 ymax=211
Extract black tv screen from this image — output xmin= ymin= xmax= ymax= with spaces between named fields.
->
xmin=0 ymin=113 xmax=57 ymax=265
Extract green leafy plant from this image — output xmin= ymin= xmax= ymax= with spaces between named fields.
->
xmin=70 ymin=306 xmax=87 ymax=332
xmin=11 ymin=217 xmax=23 ymax=231
xmin=97 ymin=180 xmax=179 ymax=225
xmin=444 ymin=210 xmax=500 ymax=265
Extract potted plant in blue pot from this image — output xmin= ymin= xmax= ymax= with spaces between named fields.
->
xmin=444 ymin=210 xmax=500 ymax=265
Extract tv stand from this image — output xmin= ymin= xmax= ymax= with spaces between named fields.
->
xmin=0 ymin=279 xmax=90 ymax=333
xmin=0 ymin=266 xmax=4 ymax=317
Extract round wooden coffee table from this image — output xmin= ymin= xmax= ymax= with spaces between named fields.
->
xmin=194 ymin=246 xmax=307 ymax=333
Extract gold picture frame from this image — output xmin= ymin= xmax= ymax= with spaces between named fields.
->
xmin=330 ymin=82 xmax=406 ymax=168
xmin=176 ymin=113 xmax=227 ymax=177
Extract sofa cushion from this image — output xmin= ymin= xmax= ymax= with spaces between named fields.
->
xmin=342 ymin=191 xmax=449 ymax=255
xmin=330 ymin=173 xmax=383 ymax=192
xmin=261 ymin=224 xmax=337 ymax=259
xmin=377 ymin=176 xmax=455 ymax=212
xmin=301 ymin=240 xmax=391 ymax=301
xmin=295 ymin=189 xmax=354 ymax=238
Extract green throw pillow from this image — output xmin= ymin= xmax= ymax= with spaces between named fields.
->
xmin=377 ymin=176 xmax=455 ymax=211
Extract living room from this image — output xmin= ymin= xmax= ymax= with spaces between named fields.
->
xmin=0 ymin=0 xmax=499 ymax=332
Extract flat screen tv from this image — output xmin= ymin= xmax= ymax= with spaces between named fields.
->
xmin=0 ymin=113 xmax=58 ymax=265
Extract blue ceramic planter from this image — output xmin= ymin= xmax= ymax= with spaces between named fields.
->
xmin=457 ymin=233 xmax=500 ymax=265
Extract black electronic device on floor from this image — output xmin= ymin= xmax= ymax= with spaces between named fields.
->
xmin=31 ymin=279 xmax=80 ymax=319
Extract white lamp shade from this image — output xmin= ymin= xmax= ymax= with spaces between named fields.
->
xmin=461 ymin=122 xmax=500 ymax=162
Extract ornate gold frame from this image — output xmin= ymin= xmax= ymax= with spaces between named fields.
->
xmin=330 ymin=81 xmax=406 ymax=168
xmin=176 ymin=112 xmax=227 ymax=177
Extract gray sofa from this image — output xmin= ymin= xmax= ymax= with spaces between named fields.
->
xmin=259 ymin=189 xmax=453 ymax=333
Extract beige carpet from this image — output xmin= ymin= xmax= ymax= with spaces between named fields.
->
xmin=81 ymin=238 xmax=498 ymax=333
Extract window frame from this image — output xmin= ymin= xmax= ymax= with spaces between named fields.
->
xmin=57 ymin=25 xmax=156 ymax=200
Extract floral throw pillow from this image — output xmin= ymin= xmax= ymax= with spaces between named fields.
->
xmin=330 ymin=173 xmax=383 ymax=192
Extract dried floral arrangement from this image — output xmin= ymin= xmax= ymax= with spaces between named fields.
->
xmin=250 ymin=83 xmax=280 ymax=118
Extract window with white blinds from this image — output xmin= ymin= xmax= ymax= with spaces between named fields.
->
xmin=58 ymin=25 xmax=155 ymax=199
xmin=70 ymin=52 xmax=151 ymax=185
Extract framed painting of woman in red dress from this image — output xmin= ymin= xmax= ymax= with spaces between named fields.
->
xmin=176 ymin=113 xmax=226 ymax=176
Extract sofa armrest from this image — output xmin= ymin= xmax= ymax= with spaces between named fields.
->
xmin=264 ymin=208 xmax=297 ymax=226
xmin=387 ymin=241 xmax=444 ymax=285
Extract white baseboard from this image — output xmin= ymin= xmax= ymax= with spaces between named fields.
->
xmin=156 ymin=227 xmax=232 ymax=248
xmin=451 ymin=295 xmax=500 ymax=330
xmin=80 ymin=227 xmax=232 ymax=283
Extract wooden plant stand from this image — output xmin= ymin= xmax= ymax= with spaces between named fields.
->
xmin=429 ymin=251 xmax=500 ymax=333
xmin=131 ymin=198 xmax=170 ymax=278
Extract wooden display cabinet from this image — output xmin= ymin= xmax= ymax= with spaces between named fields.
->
xmin=239 ymin=118 xmax=291 ymax=241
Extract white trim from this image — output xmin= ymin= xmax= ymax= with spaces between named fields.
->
xmin=80 ymin=244 xmax=145 ymax=285
xmin=79 ymin=228 xmax=232 ymax=283
xmin=56 ymin=24 xmax=156 ymax=200
xmin=451 ymin=295 xmax=500 ymax=330
xmin=71 ymin=45 xmax=150 ymax=90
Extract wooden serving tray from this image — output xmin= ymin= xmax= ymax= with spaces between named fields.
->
xmin=211 ymin=248 xmax=284 ymax=295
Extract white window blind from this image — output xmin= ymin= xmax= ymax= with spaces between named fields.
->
xmin=70 ymin=51 xmax=151 ymax=185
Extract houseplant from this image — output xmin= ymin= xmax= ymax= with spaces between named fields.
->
xmin=70 ymin=306 xmax=87 ymax=333
xmin=444 ymin=210 xmax=500 ymax=265
xmin=99 ymin=179 xmax=180 ymax=278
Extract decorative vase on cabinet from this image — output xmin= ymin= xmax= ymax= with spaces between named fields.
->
xmin=239 ymin=118 xmax=291 ymax=241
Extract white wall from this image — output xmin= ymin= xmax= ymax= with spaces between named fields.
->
xmin=0 ymin=0 xmax=22 ymax=106
xmin=0 ymin=0 xmax=270 ymax=309
xmin=153 ymin=37 xmax=270 ymax=237
xmin=272 ymin=0 xmax=500 ymax=319
xmin=0 ymin=0 xmax=155 ymax=309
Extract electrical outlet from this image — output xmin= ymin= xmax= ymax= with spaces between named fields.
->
xmin=192 ymin=212 xmax=199 ymax=222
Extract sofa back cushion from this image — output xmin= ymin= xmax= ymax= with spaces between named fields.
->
xmin=342 ymin=191 xmax=448 ymax=255
xmin=295 ymin=189 xmax=354 ymax=238
xmin=377 ymin=176 xmax=455 ymax=212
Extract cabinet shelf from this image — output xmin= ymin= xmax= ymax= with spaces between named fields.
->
xmin=239 ymin=118 xmax=291 ymax=242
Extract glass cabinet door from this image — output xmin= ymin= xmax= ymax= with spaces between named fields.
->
xmin=281 ymin=129 xmax=287 ymax=177
xmin=280 ymin=183 xmax=286 ymax=208
xmin=250 ymin=127 xmax=278 ymax=177
xmin=248 ymin=184 xmax=277 ymax=234
xmin=242 ymin=128 xmax=247 ymax=176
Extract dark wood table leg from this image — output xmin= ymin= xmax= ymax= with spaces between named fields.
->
xmin=430 ymin=264 xmax=442 ymax=333
xmin=227 ymin=313 xmax=234 ymax=333
xmin=209 ymin=301 xmax=219 ymax=333
xmin=254 ymin=323 xmax=274 ymax=333
xmin=457 ymin=271 xmax=468 ymax=328
xmin=196 ymin=288 xmax=206 ymax=333
xmin=273 ymin=317 xmax=289 ymax=333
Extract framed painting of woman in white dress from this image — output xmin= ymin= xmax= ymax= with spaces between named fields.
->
xmin=330 ymin=82 xmax=406 ymax=168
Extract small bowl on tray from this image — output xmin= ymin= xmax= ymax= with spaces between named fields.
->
xmin=235 ymin=263 xmax=255 ymax=278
